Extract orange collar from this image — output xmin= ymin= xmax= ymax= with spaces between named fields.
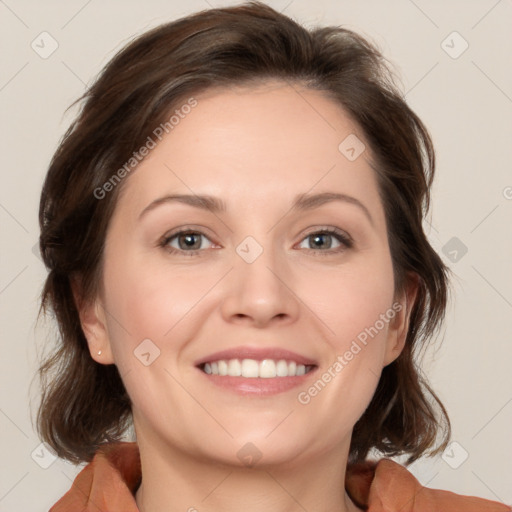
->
xmin=50 ymin=442 xmax=510 ymax=512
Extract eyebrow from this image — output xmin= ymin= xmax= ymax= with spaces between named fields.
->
xmin=138 ymin=191 xmax=374 ymax=225
xmin=291 ymin=192 xmax=373 ymax=225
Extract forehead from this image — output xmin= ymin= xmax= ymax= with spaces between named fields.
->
xmin=115 ymin=81 xmax=384 ymax=223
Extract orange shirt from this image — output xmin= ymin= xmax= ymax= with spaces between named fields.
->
xmin=50 ymin=442 xmax=511 ymax=511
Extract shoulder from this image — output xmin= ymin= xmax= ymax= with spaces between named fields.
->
xmin=346 ymin=458 xmax=511 ymax=511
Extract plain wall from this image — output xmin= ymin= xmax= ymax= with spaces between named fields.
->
xmin=0 ymin=0 xmax=511 ymax=510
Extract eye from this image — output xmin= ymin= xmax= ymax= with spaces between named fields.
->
xmin=159 ymin=227 xmax=353 ymax=256
xmin=297 ymin=228 xmax=353 ymax=253
xmin=160 ymin=229 xmax=216 ymax=255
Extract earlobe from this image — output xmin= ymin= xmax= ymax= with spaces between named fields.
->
xmin=81 ymin=300 xmax=116 ymax=365
xmin=70 ymin=277 xmax=115 ymax=365
xmin=383 ymin=274 xmax=420 ymax=366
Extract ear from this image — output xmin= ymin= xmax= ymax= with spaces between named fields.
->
xmin=70 ymin=277 xmax=115 ymax=365
xmin=383 ymin=273 xmax=420 ymax=366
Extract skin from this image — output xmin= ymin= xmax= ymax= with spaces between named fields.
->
xmin=78 ymin=81 xmax=418 ymax=512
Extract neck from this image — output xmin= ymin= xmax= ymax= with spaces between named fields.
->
xmin=134 ymin=435 xmax=361 ymax=512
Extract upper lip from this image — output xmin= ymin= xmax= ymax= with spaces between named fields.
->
xmin=195 ymin=346 xmax=317 ymax=367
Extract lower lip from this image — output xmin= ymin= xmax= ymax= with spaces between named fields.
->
xmin=197 ymin=367 xmax=317 ymax=396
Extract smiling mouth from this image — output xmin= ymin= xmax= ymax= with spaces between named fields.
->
xmin=199 ymin=358 xmax=316 ymax=378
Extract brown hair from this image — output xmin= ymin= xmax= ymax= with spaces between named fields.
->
xmin=37 ymin=1 xmax=451 ymax=464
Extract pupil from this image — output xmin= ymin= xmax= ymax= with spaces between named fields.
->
xmin=312 ymin=234 xmax=331 ymax=249
xmin=181 ymin=233 xmax=199 ymax=249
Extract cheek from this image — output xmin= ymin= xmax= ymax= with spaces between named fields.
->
xmin=296 ymin=297 xmax=394 ymax=439
xmin=99 ymin=256 xmax=201 ymax=426
xmin=294 ymin=252 xmax=395 ymax=409
xmin=101 ymin=252 xmax=224 ymax=367
xmin=299 ymin=251 xmax=396 ymax=348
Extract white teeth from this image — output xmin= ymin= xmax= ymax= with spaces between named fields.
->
xmin=227 ymin=359 xmax=242 ymax=376
xmin=202 ymin=358 xmax=312 ymax=378
xmin=276 ymin=360 xmax=288 ymax=377
xmin=218 ymin=360 xmax=228 ymax=376
xmin=241 ymin=359 xmax=259 ymax=378
xmin=259 ymin=359 xmax=276 ymax=378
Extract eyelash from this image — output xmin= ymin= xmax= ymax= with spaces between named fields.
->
xmin=158 ymin=226 xmax=354 ymax=256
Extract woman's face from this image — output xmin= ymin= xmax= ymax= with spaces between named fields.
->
xmin=84 ymin=81 xmax=413 ymax=468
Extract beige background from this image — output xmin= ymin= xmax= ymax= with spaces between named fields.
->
xmin=1 ymin=0 xmax=511 ymax=510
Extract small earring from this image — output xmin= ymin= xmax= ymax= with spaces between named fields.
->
xmin=97 ymin=350 xmax=102 ymax=356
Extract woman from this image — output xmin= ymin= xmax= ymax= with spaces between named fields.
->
xmin=36 ymin=2 xmax=511 ymax=510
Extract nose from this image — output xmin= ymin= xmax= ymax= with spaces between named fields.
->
xmin=220 ymin=243 xmax=300 ymax=328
